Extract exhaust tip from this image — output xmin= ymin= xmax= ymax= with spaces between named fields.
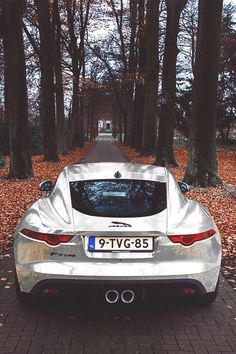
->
xmin=121 ymin=290 xmax=135 ymax=304
xmin=105 ymin=290 xmax=119 ymax=304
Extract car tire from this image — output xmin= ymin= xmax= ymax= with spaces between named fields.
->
xmin=195 ymin=280 xmax=219 ymax=305
xmin=15 ymin=274 xmax=38 ymax=307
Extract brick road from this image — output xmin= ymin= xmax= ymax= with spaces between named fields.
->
xmin=0 ymin=139 xmax=236 ymax=354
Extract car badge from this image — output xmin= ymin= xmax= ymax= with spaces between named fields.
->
xmin=109 ymin=221 xmax=132 ymax=228
xmin=114 ymin=171 xmax=122 ymax=178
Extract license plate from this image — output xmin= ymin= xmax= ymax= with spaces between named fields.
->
xmin=88 ymin=236 xmax=153 ymax=252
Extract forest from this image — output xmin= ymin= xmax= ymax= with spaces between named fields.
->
xmin=0 ymin=0 xmax=235 ymax=187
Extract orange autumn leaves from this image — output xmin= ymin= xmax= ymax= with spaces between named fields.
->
xmin=0 ymin=141 xmax=235 ymax=261
xmin=0 ymin=142 xmax=95 ymax=255
xmin=117 ymin=143 xmax=236 ymax=259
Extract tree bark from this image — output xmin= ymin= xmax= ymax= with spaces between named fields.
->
xmin=155 ymin=0 xmax=187 ymax=167
xmin=132 ymin=0 xmax=145 ymax=151
xmin=142 ymin=0 xmax=159 ymax=155
xmin=2 ymin=0 xmax=32 ymax=179
xmin=108 ymin=0 xmax=129 ymax=143
xmin=52 ymin=0 xmax=68 ymax=154
xmin=66 ymin=0 xmax=91 ymax=148
xmin=66 ymin=1 xmax=80 ymax=148
xmin=35 ymin=0 xmax=59 ymax=162
xmin=126 ymin=0 xmax=138 ymax=146
xmin=78 ymin=0 xmax=90 ymax=147
xmin=183 ymin=0 xmax=223 ymax=187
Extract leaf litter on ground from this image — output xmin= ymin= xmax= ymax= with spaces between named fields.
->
xmin=0 ymin=142 xmax=95 ymax=257
xmin=0 ymin=141 xmax=235 ymax=291
xmin=117 ymin=142 xmax=236 ymax=290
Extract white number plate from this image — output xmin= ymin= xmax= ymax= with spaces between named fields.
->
xmin=88 ymin=236 xmax=153 ymax=252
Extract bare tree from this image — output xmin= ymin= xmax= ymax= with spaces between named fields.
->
xmin=142 ymin=0 xmax=159 ymax=155
xmin=65 ymin=0 xmax=91 ymax=148
xmin=106 ymin=0 xmax=129 ymax=143
xmin=35 ymin=0 xmax=59 ymax=162
xmin=126 ymin=0 xmax=138 ymax=146
xmin=155 ymin=0 xmax=187 ymax=167
xmin=132 ymin=0 xmax=145 ymax=150
xmin=1 ymin=0 xmax=32 ymax=178
xmin=184 ymin=0 xmax=223 ymax=187
xmin=52 ymin=0 xmax=67 ymax=154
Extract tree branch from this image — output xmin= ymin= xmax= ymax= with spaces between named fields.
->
xmin=22 ymin=21 xmax=40 ymax=58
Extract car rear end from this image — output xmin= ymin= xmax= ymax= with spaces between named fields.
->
xmin=14 ymin=163 xmax=221 ymax=305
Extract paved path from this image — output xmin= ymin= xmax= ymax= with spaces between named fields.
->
xmin=0 ymin=139 xmax=236 ymax=354
xmin=81 ymin=139 xmax=127 ymax=163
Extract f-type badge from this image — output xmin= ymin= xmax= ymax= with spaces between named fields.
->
xmin=109 ymin=221 xmax=132 ymax=228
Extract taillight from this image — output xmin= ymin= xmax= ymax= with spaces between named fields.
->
xmin=20 ymin=228 xmax=73 ymax=246
xmin=168 ymin=229 xmax=216 ymax=246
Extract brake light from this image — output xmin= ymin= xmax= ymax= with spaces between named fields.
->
xmin=20 ymin=228 xmax=73 ymax=246
xmin=168 ymin=229 xmax=216 ymax=246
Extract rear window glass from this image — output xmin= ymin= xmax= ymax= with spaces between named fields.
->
xmin=70 ymin=179 xmax=167 ymax=217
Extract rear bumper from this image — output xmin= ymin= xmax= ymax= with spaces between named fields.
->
xmin=15 ymin=263 xmax=220 ymax=296
xmin=30 ymin=278 xmax=207 ymax=297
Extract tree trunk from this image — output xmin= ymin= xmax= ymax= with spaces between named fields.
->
xmin=79 ymin=35 xmax=86 ymax=148
xmin=2 ymin=0 xmax=32 ymax=179
xmin=126 ymin=0 xmax=138 ymax=146
xmin=52 ymin=0 xmax=68 ymax=154
xmin=66 ymin=0 xmax=91 ymax=148
xmin=155 ymin=0 xmax=187 ymax=167
xmin=66 ymin=2 xmax=80 ymax=148
xmin=132 ymin=83 xmax=145 ymax=151
xmin=35 ymin=0 xmax=59 ymax=162
xmin=142 ymin=0 xmax=159 ymax=155
xmin=183 ymin=0 xmax=223 ymax=187
xmin=77 ymin=0 xmax=88 ymax=148
xmin=87 ymin=94 xmax=94 ymax=141
xmin=132 ymin=0 xmax=145 ymax=151
xmin=112 ymin=97 xmax=118 ymax=139
xmin=3 ymin=38 xmax=9 ymax=122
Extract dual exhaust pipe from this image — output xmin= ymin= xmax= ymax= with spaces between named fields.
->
xmin=105 ymin=289 xmax=135 ymax=304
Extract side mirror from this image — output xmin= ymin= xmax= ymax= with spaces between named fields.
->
xmin=178 ymin=181 xmax=190 ymax=193
xmin=38 ymin=180 xmax=53 ymax=192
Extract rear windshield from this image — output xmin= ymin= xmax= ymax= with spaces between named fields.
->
xmin=70 ymin=179 xmax=167 ymax=217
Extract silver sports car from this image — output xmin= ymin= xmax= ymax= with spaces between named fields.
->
xmin=14 ymin=163 xmax=221 ymax=305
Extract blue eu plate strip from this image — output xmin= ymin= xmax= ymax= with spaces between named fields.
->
xmin=88 ymin=236 xmax=95 ymax=252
